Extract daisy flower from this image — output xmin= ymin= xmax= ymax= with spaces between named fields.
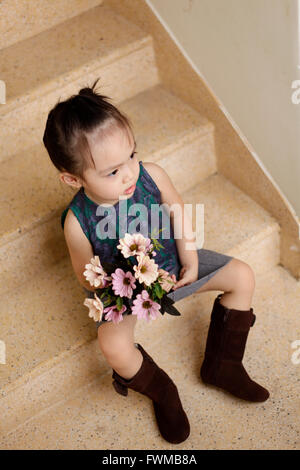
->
xmin=83 ymin=293 xmax=104 ymax=322
xmin=83 ymin=255 xmax=111 ymax=288
xmin=132 ymin=290 xmax=161 ymax=322
xmin=104 ymin=304 xmax=127 ymax=324
xmin=133 ymin=253 xmax=159 ymax=286
xmin=117 ymin=233 xmax=151 ymax=258
xmin=111 ymin=268 xmax=136 ymax=298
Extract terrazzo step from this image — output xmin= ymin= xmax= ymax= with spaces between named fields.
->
xmin=0 ymin=3 xmax=160 ymax=161
xmin=0 ymin=173 xmax=280 ymax=435
xmin=0 ymin=84 xmax=215 ymax=292
xmin=1 ymin=264 xmax=299 ymax=450
xmin=0 ymin=0 xmax=104 ymax=50
xmin=183 ymin=173 xmax=280 ymax=275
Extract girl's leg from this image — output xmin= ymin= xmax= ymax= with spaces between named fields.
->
xmin=197 ymin=258 xmax=269 ymax=401
xmin=195 ymin=258 xmax=255 ymax=310
xmin=99 ymin=316 xmax=190 ymax=443
xmin=97 ymin=314 xmax=143 ymax=380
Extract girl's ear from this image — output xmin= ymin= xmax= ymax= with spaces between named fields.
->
xmin=59 ymin=172 xmax=82 ymax=189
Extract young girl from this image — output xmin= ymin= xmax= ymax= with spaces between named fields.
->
xmin=43 ymin=78 xmax=269 ymax=445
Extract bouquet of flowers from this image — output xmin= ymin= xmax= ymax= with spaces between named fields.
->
xmin=83 ymin=232 xmax=181 ymax=324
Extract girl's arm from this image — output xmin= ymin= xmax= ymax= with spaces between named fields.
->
xmin=63 ymin=209 xmax=98 ymax=293
xmin=143 ymin=162 xmax=198 ymax=289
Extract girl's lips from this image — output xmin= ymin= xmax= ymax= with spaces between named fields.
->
xmin=124 ymin=184 xmax=136 ymax=194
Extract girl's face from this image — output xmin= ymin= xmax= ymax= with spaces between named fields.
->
xmin=81 ymin=125 xmax=140 ymax=206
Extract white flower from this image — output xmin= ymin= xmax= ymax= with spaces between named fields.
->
xmin=83 ymin=293 xmax=104 ymax=322
xmin=83 ymin=255 xmax=111 ymax=288
xmin=133 ymin=253 xmax=159 ymax=286
xmin=117 ymin=233 xmax=151 ymax=258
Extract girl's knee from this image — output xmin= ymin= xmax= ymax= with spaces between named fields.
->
xmin=232 ymin=259 xmax=255 ymax=292
xmin=97 ymin=327 xmax=134 ymax=364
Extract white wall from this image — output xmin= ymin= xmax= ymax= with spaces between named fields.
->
xmin=147 ymin=0 xmax=300 ymax=217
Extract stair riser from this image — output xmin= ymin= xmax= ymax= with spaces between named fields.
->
xmin=0 ymin=132 xmax=217 ymax=287
xmin=0 ymin=225 xmax=280 ymax=435
xmin=0 ymin=0 xmax=104 ymax=50
xmin=227 ymin=227 xmax=280 ymax=274
xmin=0 ymin=40 xmax=159 ymax=162
xmin=147 ymin=132 xmax=217 ymax=194
xmin=190 ymin=208 xmax=280 ymax=274
xmin=0 ymin=216 xmax=66 ymax=296
xmin=0 ymin=339 xmax=104 ymax=436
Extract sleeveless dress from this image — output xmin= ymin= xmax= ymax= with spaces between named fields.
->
xmin=61 ymin=160 xmax=233 ymax=327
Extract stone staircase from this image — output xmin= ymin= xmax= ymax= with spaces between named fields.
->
xmin=0 ymin=0 xmax=299 ymax=450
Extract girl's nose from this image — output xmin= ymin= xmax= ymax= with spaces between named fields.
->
xmin=123 ymin=165 xmax=134 ymax=183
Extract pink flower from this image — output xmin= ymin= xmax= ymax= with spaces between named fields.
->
xmin=117 ymin=233 xmax=151 ymax=258
xmin=158 ymin=269 xmax=176 ymax=293
xmin=111 ymin=268 xmax=136 ymax=298
xmin=145 ymin=238 xmax=156 ymax=256
xmin=83 ymin=255 xmax=111 ymax=288
xmin=104 ymin=304 xmax=127 ymax=324
xmin=133 ymin=253 xmax=159 ymax=286
xmin=83 ymin=293 xmax=104 ymax=322
xmin=132 ymin=290 xmax=161 ymax=322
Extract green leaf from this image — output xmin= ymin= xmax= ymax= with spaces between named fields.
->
xmin=116 ymin=297 xmax=123 ymax=310
xmin=154 ymin=282 xmax=164 ymax=299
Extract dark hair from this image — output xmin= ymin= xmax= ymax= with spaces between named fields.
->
xmin=43 ymin=77 xmax=134 ymax=179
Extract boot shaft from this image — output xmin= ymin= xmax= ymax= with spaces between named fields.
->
xmin=204 ymin=294 xmax=256 ymax=363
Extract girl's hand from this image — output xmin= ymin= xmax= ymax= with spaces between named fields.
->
xmin=172 ymin=264 xmax=198 ymax=290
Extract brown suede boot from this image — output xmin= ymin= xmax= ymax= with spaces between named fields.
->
xmin=112 ymin=343 xmax=190 ymax=444
xmin=200 ymin=294 xmax=270 ymax=402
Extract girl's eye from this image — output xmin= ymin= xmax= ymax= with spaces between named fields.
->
xmin=107 ymin=151 xmax=138 ymax=177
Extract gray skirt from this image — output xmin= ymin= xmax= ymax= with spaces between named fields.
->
xmin=83 ymin=248 xmax=233 ymax=329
